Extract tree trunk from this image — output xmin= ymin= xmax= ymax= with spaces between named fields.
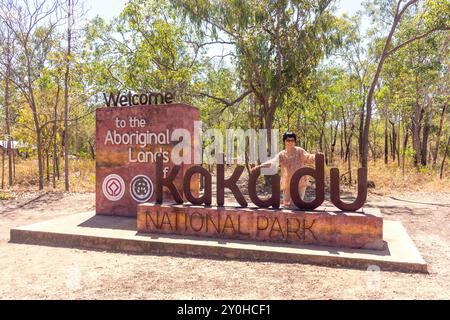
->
xmin=330 ymin=124 xmax=338 ymax=165
xmin=75 ymin=117 xmax=78 ymax=157
xmin=4 ymin=27 xmax=13 ymax=187
xmin=402 ymin=126 xmax=409 ymax=176
xmin=344 ymin=123 xmax=355 ymax=163
xmin=319 ymin=129 xmax=324 ymax=152
xmin=53 ymin=141 xmax=57 ymax=189
xmin=1 ymin=149 xmax=4 ymax=189
xmin=384 ymin=114 xmax=388 ymax=164
xmin=323 ymin=129 xmax=329 ymax=165
xmin=263 ymin=109 xmax=275 ymax=187
xmin=389 ymin=131 xmax=393 ymax=161
xmin=64 ymin=0 xmax=72 ymax=192
xmin=12 ymin=147 xmax=15 ymax=181
xmin=56 ymin=150 xmax=60 ymax=179
xmin=363 ymin=48 xmax=389 ymax=169
xmin=52 ymin=72 xmax=61 ymax=188
xmin=286 ymin=107 xmax=291 ymax=131
xmin=244 ymin=146 xmax=251 ymax=176
xmin=348 ymin=139 xmax=352 ymax=186
xmin=35 ymin=125 xmax=44 ymax=190
xmin=371 ymin=125 xmax=377 ymax=162
xmin=46 ymin=151 xmax=50 ymax=182
xmin=88 ymin=140 xmax=95 ymax=160
xmin=30 ymin=92 xmax=44 ymax=190
xmin=53 ymin=107 xmax=59 ymax=188
xmin=412 ymin=99 xmax=422 ymax=167
xmin=397 ymin=121 xmax=401 ymax=167
xmin=391 ymin=120 xmax=397 ymax=162
xmin=440 ymin=135 xmax=449 ymax=179
xmin=340 ymin=123 xmax=344 ymax=159
xmin=358 ymin=102 xmax=364 ymax=161
xmin=421 ymin=106 xmax=431 ymax=166
xmin=433 ymin=102 xmax=447 ymax=165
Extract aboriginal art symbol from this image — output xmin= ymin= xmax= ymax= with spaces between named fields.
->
xmin=102 ymin=174 xmax=125 ymax=201
xmin=130 ymin=175 xmax=154 ymax=203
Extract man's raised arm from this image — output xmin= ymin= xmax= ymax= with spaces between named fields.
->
xmin=251 ymin=152 xmax=281 ymax=172
xmin=304 ymin=150 xmax=316 ymax=165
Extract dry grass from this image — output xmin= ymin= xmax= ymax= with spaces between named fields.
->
xmin=331 ymin=158 xmax=450 ymax=196
xmin=0 ymin=156 xmax=448 ymax=197
xmin=1 ymin=158 xmax=95 ymax=194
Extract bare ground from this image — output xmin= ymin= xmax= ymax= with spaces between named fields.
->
xmin=0 ymin=191 xmax=449 ymax=300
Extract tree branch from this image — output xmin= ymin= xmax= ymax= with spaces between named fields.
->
xmin=189 ymin=90 xmax=252 ymax=113
xmin=218 ymin=90 xmax=252 ymax=113
xmin=398 ymin=0 xmax=418 ymax=19
xmin=386 ymin=27 xmax=450 ymax=57
xmin=189 ymin=40 xmax=236 ymax=48
xmin=39 ymin=107 xmax=96 ymax=131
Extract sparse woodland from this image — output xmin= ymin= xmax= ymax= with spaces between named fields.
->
xmin=0 ymin=0 xmax=449 ymax=193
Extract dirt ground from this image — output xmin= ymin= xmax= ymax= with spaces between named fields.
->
xmin=0 ymin=190 xmax=449 ymax=300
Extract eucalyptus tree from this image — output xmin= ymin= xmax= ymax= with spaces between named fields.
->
xmin=334 ymin=14 xmax=373 ymax=162
xmin=361 ymin=0 xmax=450 ymax=169
xmin=381 ymin=32 xmax=445 ymax=167
xmin=174 ymin=0 xmax=342 ymax=149
xmin=0 ymin=0 xmax=16 ymax=187
xmin=85 ymin=0 xmax=209 ymax=101
xmin=0 ymin=0 xmax=62 ymax=190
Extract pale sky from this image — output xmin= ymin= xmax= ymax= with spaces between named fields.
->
xmin=83 ymin=0 xmax=127 ymax=22
xmin=84 ymin=0 xmax=366 ymax=23
xmin=82 ymin=0 xmax=369 ymax=65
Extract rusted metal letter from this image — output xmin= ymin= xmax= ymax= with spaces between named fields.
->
xmin=248 ymin=168 xmax=280 ymax=208
xmin=155 ymin=153 xmax=183 ymax=204
xmin=183 ymin=166 xmax=212 ymax=205
xmin=330 ymin=167 xmax=367 ymax=211
xmin=216 ymin=154 xmax=247 ymax=207
xmin=290 ymin=153 xmax=325 ymax=210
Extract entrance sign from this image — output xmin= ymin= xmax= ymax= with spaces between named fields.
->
xmin=96 ymin=103 xmax=199 ymax=216
xmin=94 ymin=99 xmax=378 ymax=251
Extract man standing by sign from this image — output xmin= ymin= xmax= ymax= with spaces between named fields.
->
xmin=252 ymin=132 xmax=319 ymax=208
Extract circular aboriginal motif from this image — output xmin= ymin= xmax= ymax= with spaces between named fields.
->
xmin=130 ymin=175 xmax=154 ymax=203
xmin=102 ymin=174 xmax=125 ymax=201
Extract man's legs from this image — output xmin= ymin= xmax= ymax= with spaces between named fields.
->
xmin=283 ymin=187 xmax=291 ymax=207
xmin=287 ymin=186 xmax=307 ymax=208
xmin=298 ymin=186 xmax=306 ymax=200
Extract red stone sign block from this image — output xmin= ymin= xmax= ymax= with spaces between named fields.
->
xmin=137 ymin=203 xmax=384 ymax=250
xmin=96 ymin=104 xmax=199 ymax=217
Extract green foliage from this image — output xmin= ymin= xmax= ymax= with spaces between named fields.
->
xmin=0 ymin=0 xmax=449 ymax=191
xmin=174 ymin=0 xmax=343 ymax=130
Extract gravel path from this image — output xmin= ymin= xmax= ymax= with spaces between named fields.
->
xmin=0 ymin=191 xmax=449 ymax=299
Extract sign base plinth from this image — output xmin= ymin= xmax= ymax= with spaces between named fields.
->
xmin=137 ymin=203 xmax=384 ymax=250
xmin=9 ymin=212 xmax=427 ymax=273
